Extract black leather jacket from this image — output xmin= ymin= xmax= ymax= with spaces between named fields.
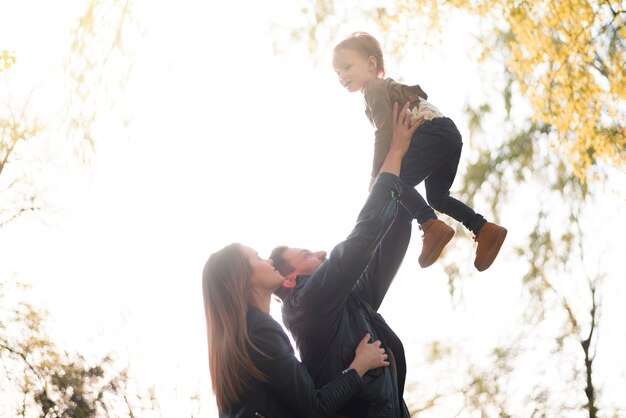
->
xmin=219 ymin=307 xmax=364 ymax=418
xmin=282 ymin=173 xmax=413 ymax=418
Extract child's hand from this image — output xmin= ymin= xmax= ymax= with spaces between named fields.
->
xmin=407 ymin=106 xmax=418 ymax=123
xmin=408 ymin=106 xmax=425 ymax=125
xmin=348 ymin=333 xmax=389 ymax=377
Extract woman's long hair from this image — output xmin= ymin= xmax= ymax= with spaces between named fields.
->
xmin=202 ymin=243 xmax=267 ymax=412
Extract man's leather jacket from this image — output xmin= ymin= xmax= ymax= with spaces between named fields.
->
xmin=221 ymin=307 xmax=364 ymax=418
xmin=282 ymin=173 xmax=413 ymax=418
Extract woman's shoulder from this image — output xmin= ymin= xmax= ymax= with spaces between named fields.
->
xmin=247 ymin=308 xmax=293 ymax=355
xmin=247 ymin=307 xmax=280 ymax=331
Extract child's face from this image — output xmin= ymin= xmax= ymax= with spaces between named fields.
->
xmin=332 ymin=48 xmax=378 ymax=93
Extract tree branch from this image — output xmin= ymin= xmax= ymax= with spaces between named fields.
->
xmin=580 ymin=283 xmax=598 ymax=418
xmin=0 ymin=342 xmax=49 ymax=394
xmin=0 ymin=204 xmax=40 ymax=229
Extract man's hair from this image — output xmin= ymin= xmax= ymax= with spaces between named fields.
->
xmin=269 ymin=246 xmax=295 ymax=277
xmin=334 ymin=31 xmax=385 ymax=77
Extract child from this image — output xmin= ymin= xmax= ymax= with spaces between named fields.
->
xmin=332 ymin=32 xmax=507 ymax=271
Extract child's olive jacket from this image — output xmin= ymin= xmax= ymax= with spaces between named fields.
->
xmin=364 ymin=78 xmax=428 ymax=177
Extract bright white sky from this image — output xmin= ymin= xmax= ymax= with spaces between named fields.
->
xmin=2 ymin=0 xmax=625 ymax=417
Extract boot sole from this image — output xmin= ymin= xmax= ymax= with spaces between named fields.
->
xmin=419 ymin=228 xmax=455 ymax=268
xmin=474 ymin=228 xmax=507 ymax=272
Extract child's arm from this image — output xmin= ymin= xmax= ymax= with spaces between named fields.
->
xmin=365 ymin=81 xmax=425 ymax=191
xmin=364 ymin=80 xmax=394 ymax=180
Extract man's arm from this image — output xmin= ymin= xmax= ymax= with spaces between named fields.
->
xmin=295 ymin=103 xmax=418 ymax=317
xmin=351 ymin=190 xmax=415 ymax=311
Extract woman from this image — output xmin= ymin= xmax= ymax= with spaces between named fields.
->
xmin=203 ymin=102 xmax=419 ymax=418
xmin=203 ymin=244 xmax=389 ymax=418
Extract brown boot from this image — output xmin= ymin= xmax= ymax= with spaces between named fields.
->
xmin=418 ymin=219 xmax=455 ymax=268
xmin=473 ymin=222 xmax=507 ymax=272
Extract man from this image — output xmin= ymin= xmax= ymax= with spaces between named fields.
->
xmin=270 ymin=103 xmax=428 ymax=417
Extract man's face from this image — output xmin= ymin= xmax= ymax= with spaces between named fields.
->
xmin=282 ymin=247 xmax=327 ymax=277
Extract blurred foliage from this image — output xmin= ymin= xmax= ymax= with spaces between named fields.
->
xmin=435 ymin=73 xmax=604 ymax=417
xmin=1 ymin=50 xmax=16 ymax=72
xmin=398 ymin=0 xmax=625 ymax=180
xmin=1 ymin=1 xmax=152 ymax=415
xmin=0 ymin=281 xmax=158 ymax=417
xmin=283 ymin=0 xmax=626 ymax=182
xmin=0 ymin=101 xmax=44 ymax=228
xmin=2 ymin=0 xmax=139 ymax=226
xmin=65 ymin=0 xmax=139 ymax=159
xmin=276 ymin=1 xmax=624 ymax=416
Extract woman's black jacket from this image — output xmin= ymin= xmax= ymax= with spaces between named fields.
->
xmin=219 ymin=307 xmax=363 ymax=418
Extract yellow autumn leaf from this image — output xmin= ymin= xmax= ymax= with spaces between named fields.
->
xmin=399 ymin=0 xmax=625 ymax=180
xmin=0 ymin=50 xmax=16 ymax=72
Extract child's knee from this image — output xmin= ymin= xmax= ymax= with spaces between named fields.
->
xmin=426 ymin=194 xmax=447 ymax=212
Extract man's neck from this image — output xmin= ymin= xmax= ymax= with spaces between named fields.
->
xmin=273 ymin=286 xmax=291 ymax=301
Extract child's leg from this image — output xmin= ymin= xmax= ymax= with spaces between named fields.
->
xmin=400 ymin=120 xmax=459 ymax=187
xmin=419 ymin=119 xmax=507 ymax=271
xmin=399 ymin=186 xmax=454 ymax=268
xmin=425 ymin=148 xmax=507 ymax=271
xmin=398 ymin=184 xmax=436 ymax=225
xmin=424 ymin=144 xmax=486 ymax=235
xmin=398 ymin=134 xmax=456 ymax=268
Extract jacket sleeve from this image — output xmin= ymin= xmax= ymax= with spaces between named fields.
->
xmin=250 ymin=314 xmax=363 ymax=417
xmin=364 ymin=80 xmax=393 ymax=177
xmin=296 ymin=173 xmax=405 ymax=317
xmin=351 ymin=194 xmax=413 ymax=311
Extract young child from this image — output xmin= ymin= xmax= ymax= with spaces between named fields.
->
xmin=332 ymin=32 xmax=507 ymax=271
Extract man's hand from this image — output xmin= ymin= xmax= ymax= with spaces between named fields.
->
xmin=389 ymin=101 xmax=423 ymax=157
xmin=378 ymin=102 xmax=423 ymax=177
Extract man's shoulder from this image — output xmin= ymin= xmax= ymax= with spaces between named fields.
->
xmin=283 ymin=275 xmax=310 ymax=307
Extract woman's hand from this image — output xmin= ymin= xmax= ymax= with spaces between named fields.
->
xmin=378 ymin=102 xmax=423 ymax=177
xmin=348 ymin=333 xmax=390 ymax=377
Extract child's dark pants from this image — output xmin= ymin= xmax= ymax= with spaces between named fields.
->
xmin=400 ymin=117 xmax=486 ymax=235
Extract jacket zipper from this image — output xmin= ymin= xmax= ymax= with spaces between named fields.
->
xmin=254 ymin=413 xmax=266 ymax=418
